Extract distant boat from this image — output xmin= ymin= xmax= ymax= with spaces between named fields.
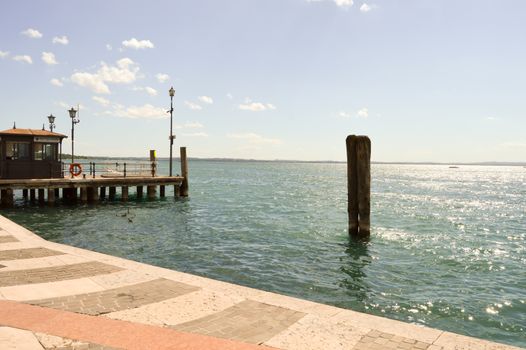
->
xmin=449 ymin=166 xmax=459 ymax=169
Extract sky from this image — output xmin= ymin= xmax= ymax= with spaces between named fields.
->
xmin=1 ymin=0 xmax=525 ymax=162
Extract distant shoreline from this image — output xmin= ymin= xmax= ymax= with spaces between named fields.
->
xmin=60 ymin=155 xmax=526 ymax=167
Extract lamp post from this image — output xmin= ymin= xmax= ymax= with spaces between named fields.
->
xmin=169 ymin=87 xmax=175 ymax=177
xmin=47 ymin=114 xmax=56 ymax=132
xmin=68 ymin=107 xmax=80 ymax=163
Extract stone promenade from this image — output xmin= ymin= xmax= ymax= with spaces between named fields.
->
xmin=0 ymin=215 xmax=523 ymax=350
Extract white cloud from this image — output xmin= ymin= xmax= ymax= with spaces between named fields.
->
xmin=185 ymin=101 xmax=202 ymax=110
xmin=357 ymin=107 xmax=369 ymax=118
xmin=228 ymin=133 xmax=282 ymax=145
xmin=485 ymin=117 xmax=498 ymax=121
xmin=42 ymin=52 xmax=58 ymax=65
xmin=21 ymin=28 xmax=42 ymax=39
xmin=50 ymin=78 xmax=63 ymax=87
xmin=360 ymin=3 xmax=376 ymax=12
xmin=52 ymin=36 xmax=69 ymax=45
xmin=227 ymin=93 xmax=233 ymax=100
xmin=71 ymin=72 xmax=110 ymax=94
xmin=92 ymin=96 xmax=110 ymax=106
xmin=12 ymin=55 xmax=32 ymax=64
xmin=182 ymin=132 xmax=208 ymax=137
xmin=198 ymin=96 xmax=213 ymax=104
xmin=122 ymin=38 xmax=155 ymax=50
xmin=334 ymin=0 xmax=353 ymax=8
xmin=156 ymin=73 xmax=170 ymax=83
xmin=55 ymin=101 xmax=87 ymax=110
xmin=110 ymin=104 xmax=167 ymax=119
xmin=184 ymin=122 xmax=204 ymax=128
xmin=339 ymin=107 xmax=369 ymax=119
xmin=238 ymin=102 xmax=276 ymax=112
xmin=71 ymin=58 xmax=139 ymax=94
xmin=106 ymin=44 xmax=112 ymax=51
xmin=145 ymin=87 xmax=157 ymax=96
xmin=0 ymin=51 xmax=9 ymax=58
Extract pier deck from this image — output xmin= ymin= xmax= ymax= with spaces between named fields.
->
xmin=0 ymin=175 xmax=184 ymax=190
xmin=0 ymin=175 xmax=186 ymax=206
xmin=0 ymin=215 xmax=523 ymax=350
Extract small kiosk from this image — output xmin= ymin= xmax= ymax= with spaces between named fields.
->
xmin=0 ymin=127 xmax=67 ymax=179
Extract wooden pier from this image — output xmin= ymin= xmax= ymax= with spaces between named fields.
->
xmin=0 ymin=176 xmax=185 ymax=207
xmin=0 ymin=147 xmax=189 ymax=207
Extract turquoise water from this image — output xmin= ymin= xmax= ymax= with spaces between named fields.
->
xmin=2 ymin=161 xmax=525 ymax=347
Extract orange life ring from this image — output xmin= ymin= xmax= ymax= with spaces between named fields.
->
xmin=69 ymin=163 xmax=82 ymax=177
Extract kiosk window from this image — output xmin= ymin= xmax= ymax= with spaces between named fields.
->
xmin=5 ymin=142 xmax=30 ymax=160
xmin=35 ymin=143 xmax=57 ymax=160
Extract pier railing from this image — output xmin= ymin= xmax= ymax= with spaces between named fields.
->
xmin=62 ymin=161 xmax=157 ymax=178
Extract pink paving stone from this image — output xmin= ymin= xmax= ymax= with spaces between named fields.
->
xmin=0 ymin=300 xmax=274 ymax=350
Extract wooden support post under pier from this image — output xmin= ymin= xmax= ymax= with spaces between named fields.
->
xmin=109 ymin=187 xmax=116 ymax=201
xmin=0 ymin=189 xmax=14 ymax=207
xmin=38 ymin=189 xmax=45 ymax=205
xmin=54 ymin=188 xmax=60 ymax=199
xmin=22 ymin=189 xmax=28 ymax=200
xmin=80 ymin=187 xmax=88 ymax=202
xmin=180 ymin=147 xmax=189 ymax=197
xmin=137 ymin=186 xmax=143 ymax=199
xmin=47 ymin=188 xmax=55 ymax=205
xmin=346 ymin=135 xmax=371 ymax=237
xmin=160 ymin=185 xmax=165 ymax=197
xmin=100 ymin=187 xmax=106 ymax=199
xmin=174 ymin=184 xmax=180 ymax=198
xmin=87 ymin=187 xmax=99 ymax=202
xmin=30 ymin=189 xmax=36 ymax=202
xmin=121 ymin=186 xmax=128 ymax=201
xmin=147 ymin=185 xmax=156 ymax=200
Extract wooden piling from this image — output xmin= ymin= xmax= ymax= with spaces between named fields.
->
xmin=180 ymin=147 xmax=189 ymax=197
xmin=22 ymin=189 xmax=28 ymax=200
xmin=90 ymin=187 xmax=99 ymax=201
xmin=0 ymin=189 xmax=14 ymax=207
xmin=346 ymin=135 xmax=371 ymax=237
xmin=147 ymin=185 xmax=156 ymax=200
xmin=54 ymin=188 xmax=60 ymax=199
xmin=137 ymin=186 xmax=143 ymax=199
xmin=38 ymin=189 xmax=45 ymax=204
xmin=30 ymin=189 xmax=36 ymax=202
xmin=109 ymin=187 xmax=116 ymax=200
xmin=47 ymin=188 xmax=55 ymax=205
xmin=100 ymin=187 xmax=106 ymax=199
xmin=121 ymin=186 xmax=129 ymax=201
xmin=80 ymin=187 xmax=88 ymax=202
xmin=160 ymin=185 xmax=165 ymax=197
xmin=174 ymin=184 xmax=181 ymax=198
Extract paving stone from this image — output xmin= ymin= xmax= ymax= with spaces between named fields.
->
xmin=0 ymin=262 xmax=122 ymax=287
xmin=353 ymin=330 xmax=441 ymax=350
xmin=0 ymin=247 xmax=65 ymax=261
xmin=172 ymin=299 xmax=306 ymax=344
xmin=29 ymin=278 xmax=199 ymax=315
xmin=0 ymin=236 xmax=18 ymax=244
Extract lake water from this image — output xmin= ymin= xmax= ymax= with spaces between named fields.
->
xmin=2 ymin=161 xmax=525 ymax=347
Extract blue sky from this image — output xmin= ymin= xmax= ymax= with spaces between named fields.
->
xmin=1 ymin=0 xmax=525 ymax=162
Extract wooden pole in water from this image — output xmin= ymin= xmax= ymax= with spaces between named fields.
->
xmin=180 ymin=147 xmax=189 ymax=197
xmin=121 ymin=186 xmax=128 ymax=201
xmin=346 ymin=136 xmax=359 ymax=236
xmin=47 ymin=188 xmax=55 ymax=205
xmin=147 ymin=185 xmax=156 ymax=199
xmin=38 ymin=189 xmax=45 ymax=205
xmin=346 ymin=135 xmax=371 ymax=237
xmin=109 ymin=187 xmax=116 ymax=200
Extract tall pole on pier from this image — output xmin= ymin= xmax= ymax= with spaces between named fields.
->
xmin=169 ymin=87 xmax=175 ymax=177
xmin=69 ymin=107 xmax=80 ymax=163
